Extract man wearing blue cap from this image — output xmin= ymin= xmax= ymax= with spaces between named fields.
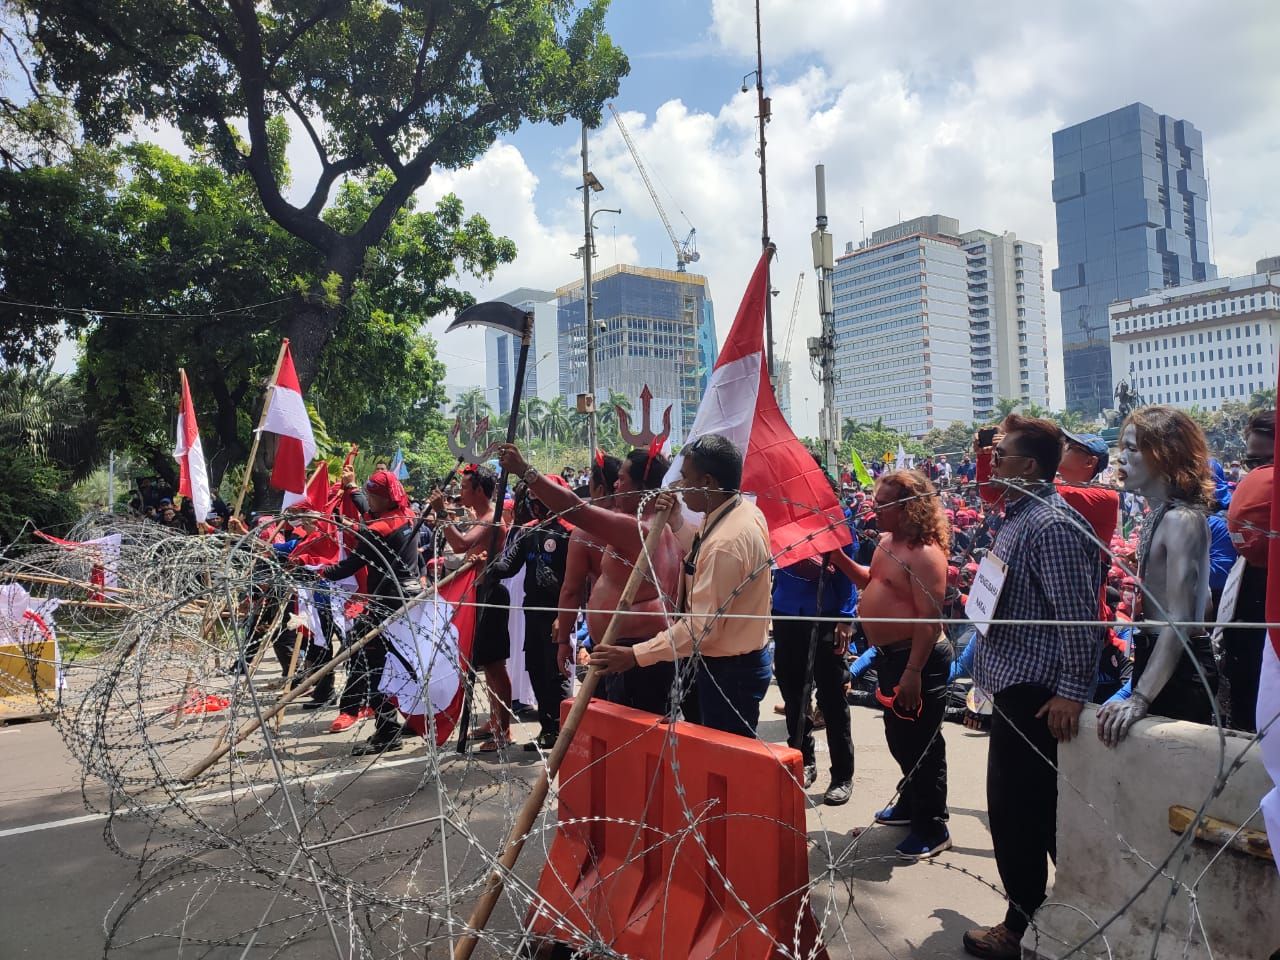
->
xmin=1058 ymin=430 xmax=1118 ymax=550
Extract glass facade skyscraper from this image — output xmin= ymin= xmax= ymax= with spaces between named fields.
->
xmin=1051 ymin=102 xmax=1217 ymax=415
xmin=557 ymin=265 xmax=715 ymax=442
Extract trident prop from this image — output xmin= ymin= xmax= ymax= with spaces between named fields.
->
xmin=444 ymin=300 xmax=534 ymax=752
xmin=617 ymin=384 xmax=673 ymax=450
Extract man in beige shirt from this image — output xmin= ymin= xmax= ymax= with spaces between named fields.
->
xmin=590 ymin=433 xmax=774 ymax=738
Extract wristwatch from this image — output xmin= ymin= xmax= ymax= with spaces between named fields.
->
xmin=523 ymin=466 xmax=541 ymax=485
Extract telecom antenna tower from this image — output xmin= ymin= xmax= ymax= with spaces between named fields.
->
xmin=809 ymin=164 xmax=839 ymax=476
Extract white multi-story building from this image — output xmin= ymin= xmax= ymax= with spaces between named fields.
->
xmin=484 ymin=288 xmax=561 ymax=414
xmin=1108 ymin=263 xmax=1280 ymax=411
xmin=962 ymin=230 xmax=1050 ymax=420
xmin=775 ymin=359 xmax=793 ymax=424
xmin=832 ymin=215 xmax=1047 ymax=436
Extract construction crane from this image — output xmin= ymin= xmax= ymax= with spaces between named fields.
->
xmin=782 ymin=272 xmax=805 ymax=362
xmin=608 ymin=103 xmax=700 ymax=272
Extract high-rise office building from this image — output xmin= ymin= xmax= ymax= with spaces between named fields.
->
xmin=832 ymin=215 xmax=1047 ymax=436
xmin=484 ymin=288 xmax=560 ymax=415
xmin=1108 ymin=266 xmax=1280 ymax=413
xmin=557 ymin=265 xmax=716 ymax=442
xmin=1052 ymin=102 xmax=1217 ymax=416
xmin=962 ymin=230 xmax=1049 ymax=420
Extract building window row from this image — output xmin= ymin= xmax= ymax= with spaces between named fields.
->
xmin=1116 ymin=292 xmax=1277 ymax=334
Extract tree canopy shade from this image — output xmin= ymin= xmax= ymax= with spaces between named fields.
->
xmin=18 ymin=0 xmax=628 ymax=387
xmin=0 ymin=136 xmax=514 ymax=494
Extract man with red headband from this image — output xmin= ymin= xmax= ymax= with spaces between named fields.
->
xmin=320 ymin=468 xmax=420 ymax=755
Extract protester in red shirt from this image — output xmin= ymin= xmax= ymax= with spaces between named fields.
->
xmin=975 ymin=429 xmax=1118 ymax=547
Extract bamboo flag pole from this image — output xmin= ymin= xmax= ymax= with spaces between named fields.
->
xmin=179 ymin=558 xmax=478 ymax=783
xmin=231 ymin=339 xmax=290 ymax=521
xmin=452 ymin=504 xmax=673 ymax=960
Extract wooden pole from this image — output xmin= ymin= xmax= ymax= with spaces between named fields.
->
xmin=178 ymin=559 xmax=478 ymax=783
xmin=231 ymin=338 xmax=290 ymax=521
xmin=275 ymin=629 xmax=307 ymax=733
xmin=452 ymin=504 xmax=672 ymax=960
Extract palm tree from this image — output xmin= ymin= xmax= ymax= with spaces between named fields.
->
xmin=541 ymin=396 xmax=572 ymax=446
xmin=596 ymin=389 xmax=633 ymax=449
xmin=841 ymin=417 xmax=862 ymax=444
xmin=1249 ymin=387 xmax=1276 ymax=411
xmin=994 ymin=397 xmax=1020 ymax=419
xmin=518 ymin=397 xmax=547 ymax=447
xmin=1052 ymin=408 xmax=1088 ymax=433
xmin=0 ymin=366 xmax=101 ymax=481
xmin=451 ymin=388 xmax=492 ymax=429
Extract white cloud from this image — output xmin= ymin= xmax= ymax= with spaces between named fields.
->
xmin=415 ymin=141 xmax=641 ymax=402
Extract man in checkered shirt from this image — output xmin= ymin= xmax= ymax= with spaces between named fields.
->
xmin=963 ymin=415 xmax=1103 ymax=960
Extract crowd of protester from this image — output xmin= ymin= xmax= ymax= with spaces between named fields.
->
xmin=124 ymin=405 xmax=1273 ymax=960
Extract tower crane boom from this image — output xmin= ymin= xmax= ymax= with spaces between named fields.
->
xmin=782 ymin=272 xmax=805 ymax=362
xmin=608 ymin=103 xmax=700 ymax=272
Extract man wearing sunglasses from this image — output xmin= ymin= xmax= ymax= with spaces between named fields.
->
xmin=963 ymin=415 xmax=1102 ymax=960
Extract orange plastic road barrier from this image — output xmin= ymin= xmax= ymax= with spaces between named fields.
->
xmin=527 ymin=699 xmax=828 ymax=959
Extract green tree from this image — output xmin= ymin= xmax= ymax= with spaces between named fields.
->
xmin=451 ymin=389 xmax=493 ymax=432
xmin=20 ymin=0 xmax=628 ymax=389
xmin=993 ymin=397 xmax=1020 ymax=419
xmin=1 ymin=137 xmax=511 ymax=500
xmin=1051 ymin=408 xmax=1089 ymax=433
xmin=0 ymin=366 xmax=100 ymax=481
xmin=541 ymin=396 xmax=572 ymax=445
xmin=919 ymin=421 xmax=976 ymax=457
xmin=1249 ymin=387 xmax=1276 ymax=411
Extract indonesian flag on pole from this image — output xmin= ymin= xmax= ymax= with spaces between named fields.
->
xmin=380 ymin=566 xmax=480 ymax=746
xmin=666 ymin=251 xmax=850 ymax=566
xmin=1256 ymin=361 xmax=1280 ymax=876
xmin=261 ymin=340 xmax=317 ymax=495
xmin=173 ymin=369 xmax=212 ymax=523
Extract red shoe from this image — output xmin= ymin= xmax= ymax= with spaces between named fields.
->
xmin=329 ymin=713 xmax=358 ymax=734
xmin=356 ymin=706 xmax=376 ymax=722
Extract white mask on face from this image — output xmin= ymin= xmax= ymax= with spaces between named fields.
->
xmin=1115 ymin=424 xmax=1153 ymax=493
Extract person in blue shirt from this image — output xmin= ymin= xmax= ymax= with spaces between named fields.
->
xmin=772 ymin=489 xmax=858 ymax=806
xmin=1206 ymin=459 xmax=1238 ymax=602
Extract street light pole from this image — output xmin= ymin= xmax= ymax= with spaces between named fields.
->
xmin=581 ymin=123 xmax=599 ymax=460
xmin=753 ymin=0 xmax=776 ymax=380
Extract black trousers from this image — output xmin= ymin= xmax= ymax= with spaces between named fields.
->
xmin=339 ymin=612 xmax=398 ymax=729
xmin=599 ymin=640 xmax=676 ymax=717
xmin=876 ymin=641 xmax=951 ymax=838
xmin=989 ymin=683 xmax=1058 ymax=935
xmin=524 ymin=610 xmax=571 ymax=738
xmin=1223 ymin=563 xmax=1267 ymax=733
xmin=772 ymin=615 xmax=854 ymax=783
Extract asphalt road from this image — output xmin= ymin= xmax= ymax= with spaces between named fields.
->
xmin=0 ymin=684 xmax=1007 ymax=959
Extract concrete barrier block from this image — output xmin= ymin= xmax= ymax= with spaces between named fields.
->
xmin=1025 ymin=706 xmax=1279 ymax=959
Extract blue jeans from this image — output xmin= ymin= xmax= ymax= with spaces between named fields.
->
xmin=694 ymin=647 xmax=772 ymax=738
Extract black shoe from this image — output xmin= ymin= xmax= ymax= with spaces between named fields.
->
xmin=523 ymin=732 xmax=559 ymax=752
xmin=824 ymin=780 xmax=852 ymax=806
xmin=300 ymin=693 xmax=337 ymax=710
xmin=351 ymin=734 xmax=404 ymax=757
xmin=803 ymin=764 xmax=818 ymax=788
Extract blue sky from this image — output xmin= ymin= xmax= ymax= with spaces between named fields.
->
xmin=26 ymin=0 xmax=1280 ymax=435
xmin=420 ymin=0 xmax=1280 ymax=434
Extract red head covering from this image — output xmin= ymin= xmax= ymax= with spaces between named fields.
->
xmin=365 ymin=469 xmax=410 ymax=515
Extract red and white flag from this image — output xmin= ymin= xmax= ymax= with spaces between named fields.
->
xmin=173 ymin=369 xmax=212 ymax=523
xmin=666 ymin=251 xmax=850 ymax=566
xmin=1257 ymin=362 xmax=1280 ymax=876
xmin=380 ymin=567 xmax=480 ymax=746
xmin=261 ymin=340 xmax=317 ymax=495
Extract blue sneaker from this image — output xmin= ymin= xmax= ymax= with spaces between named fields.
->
xmin=873 ymin=803 xmax=911 ymax=826
xmin=895 ymin=829 xmax=952 ymax=860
